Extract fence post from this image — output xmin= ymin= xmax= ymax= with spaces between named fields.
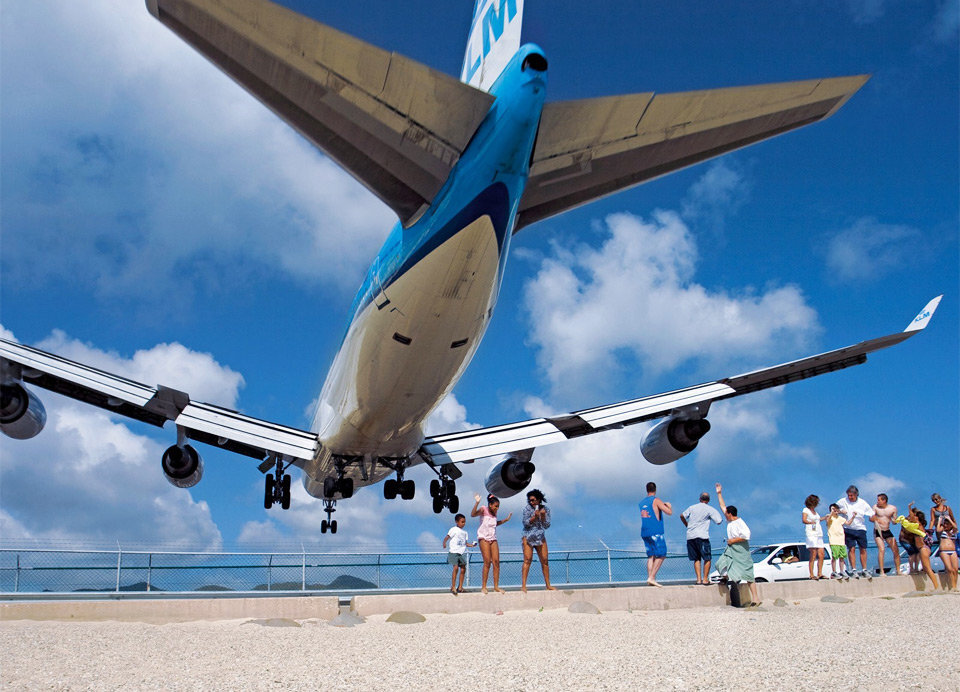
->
xmin=15 ymin=553 xmax=20 ymax=593
xmin=598 ymin=539 xmax=612 ymax=583
xmin=465 ymin=553 xmax=471 ymax=588
xmin=116 ymin=545 xmax=122 ymax=593
xmin=268 ymin=554 xmax=273 ymax=591
xmin=302 ymin=547 xmax=306 ymax=591
xmin=147 ymin=553 xmax=152 ymax=592
xmin=565 ymin=552 xmax=570 ymax=584
xmin=376 ymin=554 xmax=381 ymax=589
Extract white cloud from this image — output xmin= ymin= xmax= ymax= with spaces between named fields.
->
xmin=824 ymin=217 xmax=922 ymax=283
xmin=34 ymin=330 xmax=244 ymax=408
xmin=852 ymin=471 xmax=907 ymax=501
xmin=522 ymin=210 xmax=820 ymax=400
xmin=1 ymin=0 xmax=393 ymax=312
xmin=416 ymin=530 xmax=441 ymax=552
xmin=681 ymin=160 xmax=750 ymax=231
xmin=0 ymin=402 xmax=222 ymax=549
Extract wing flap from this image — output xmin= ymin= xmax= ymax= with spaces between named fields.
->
xmin=149 ymin=0 xmax=494 ymax=225
xmin=421 ymin=296 xmax=939 ymax=464
xmin=517 ymin=75 xmax=869 ymax=229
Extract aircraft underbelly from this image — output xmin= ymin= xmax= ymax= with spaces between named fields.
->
xmin=313 ymin=215 xmax=501 ymax=470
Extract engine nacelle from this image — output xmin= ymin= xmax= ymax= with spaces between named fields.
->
xmin=0 ymin=382 xmax=47 ymax=440
xmin=640 ymin=416 xmax=711 ymax=465
xmin=484 ymin=451 xmax=536 ymax=498
xmin=161 ymin=443 xmax=204 ymax=488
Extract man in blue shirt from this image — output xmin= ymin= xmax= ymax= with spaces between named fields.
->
xmin=681 ymin=492 xmax=724 ymax=585
xmin=639 ymin=481 xmax=673 ymax=587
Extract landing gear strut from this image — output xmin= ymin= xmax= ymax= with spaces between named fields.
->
xmin=263 ymin=455 xmax=292 ymax=510
xmin=322 ymin=458 xmax=355 ymax=499
xmin=320 ymin=500 xmax=337 ymax=534
xmin=382 ymin=459 xmax=415 ymax=500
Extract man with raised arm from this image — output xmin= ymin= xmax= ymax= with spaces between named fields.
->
xmin=681 ymin=491 xmax=723 ymax=585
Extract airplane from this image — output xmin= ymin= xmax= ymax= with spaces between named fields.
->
xmin=0 ymin=0 xmax=942 ymax=534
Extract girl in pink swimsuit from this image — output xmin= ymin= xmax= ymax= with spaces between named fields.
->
xmin=471 ymin=493 xmax=512 ymax=593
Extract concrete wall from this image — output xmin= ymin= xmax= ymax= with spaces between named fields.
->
xmin=0 ymin=574 xmax=943 ymax=622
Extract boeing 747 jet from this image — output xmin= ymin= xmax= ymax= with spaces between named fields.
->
xmin=0 ymin=0 xmax=941 ymax=532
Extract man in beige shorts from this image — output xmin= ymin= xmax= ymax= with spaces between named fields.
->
xmin=871 ymin=493 xmax=900 ymax=576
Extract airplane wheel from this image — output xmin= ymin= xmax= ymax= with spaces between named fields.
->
xmin=430 ymin=479 xmax=440 ymax=497
xmin=339 ymin=477 xmax=354 ymax=499
xmin=401 ymin=479 xmax=415 ymax=500
xmin=281 ymin=474 xmax=291 ymax=510
xmin=264 ymin=473 xmax=275 ymax=509
xmin=433 ymin=496 xmax=444 ymax=514
xmin=384 ymin=479 xmax=397 ymax=500
xmin=321 ymin=519 xmax=329 ymax=534
xmin=323 ymin=476 xmax=336 ymax=499
xmin=330 ymin=520 xmax=338 ymax=534
xmin=449 ymin=495 xmax=459 ymax=514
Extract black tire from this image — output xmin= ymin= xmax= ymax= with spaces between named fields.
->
xmin=330 ymin=520 xmax=338 ymax=534
xmin=449 ymin=495 xmax=460 ymax=514
xmin=447 ymin=480 xmax=456 ymax=497
xmin=264 ymin=473 xmax=275 ymax=509
xmin=430 ymin=479 xmax=441 ymax=497
xmin=756 ymin=578 xmax=768 ymax=583
xmin=401 ymin=479 xmax=415 ymax=500
xmin=281 ymin=474 xmax=291 ymax=510
xmin=433 ymin=496 xmax=444 ymax=514
xmin=384 ymin=479 xmax=397 ymax=500
xmin=321 ymin=519 xmax=328 ymax=534
xmin=339 ymin=477 xmax=354 ymax=499
xmin=323 ymin=476 xmax=336 ymax=499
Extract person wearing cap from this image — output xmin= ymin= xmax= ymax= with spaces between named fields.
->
xmin=680 ymin=491 xmax=723 ymax=585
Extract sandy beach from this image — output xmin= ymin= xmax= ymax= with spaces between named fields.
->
xmin=2 ymin=591 xmax=959 ymax=690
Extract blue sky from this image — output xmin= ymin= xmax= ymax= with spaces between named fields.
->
xmin=1 ymin=0 xmax=957 ymax=555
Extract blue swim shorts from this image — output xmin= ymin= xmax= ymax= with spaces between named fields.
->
xmin=686 ymin=537 xmax=712 ymax=562
xmin=643 ymin=534 xmax=667 ymax=558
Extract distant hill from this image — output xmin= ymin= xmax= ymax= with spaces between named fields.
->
xmin=251 ymin=574 xmax=377 ymax=591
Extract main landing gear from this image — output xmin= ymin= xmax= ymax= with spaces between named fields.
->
xmin=382 ymin=459 xmax=415 ymax=500
xmin=430 ymin=471 xmax=460 ymax=514
xmin=263 ymin=455 xmax=292 ymax=510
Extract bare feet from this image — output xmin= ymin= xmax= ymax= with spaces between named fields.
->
xmin=521 ymin=587 xmax=527 ymax=593
xmin=495 ymin=588 xmax=506 ymax=594
xmin=647 ymin=579 xmax=662 ymax=588
xmin=545 ymin=585 xmax=556 ymax=590
xmin=481 ymin=587 xmax=488 ymax=594
xmin=450 ymin=588 xmax=458 ymax=596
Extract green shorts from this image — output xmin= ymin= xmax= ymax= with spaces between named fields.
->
xmin=830 ymin=544 xmax=848 ymax=560
xmin=447 ymin=552 xmax=467 ymax=567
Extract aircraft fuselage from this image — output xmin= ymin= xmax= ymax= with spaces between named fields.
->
xmin=303 ymin=46 xmax=548 ymax=493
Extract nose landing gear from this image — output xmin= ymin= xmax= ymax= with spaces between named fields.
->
xmin=320 ymin=500 xmax=337 ymax=534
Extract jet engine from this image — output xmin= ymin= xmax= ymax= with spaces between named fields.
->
xmin=0 ymin=382 xmax=47 ymax=440
xmin=161 ymin=443 xmax=204 ymax=488
xmin=484 ymin=450 xmax=535 ymax=498
xmin=640 ymin=416 xmax=711 ymax=465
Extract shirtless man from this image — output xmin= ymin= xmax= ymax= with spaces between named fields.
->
xmin=871 ymin=493 xmax=900 ymax=576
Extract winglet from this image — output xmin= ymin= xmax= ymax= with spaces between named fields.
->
xmin=904 ymin=295 xmax=942 ymax=333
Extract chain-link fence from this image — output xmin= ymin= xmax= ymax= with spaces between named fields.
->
xmin=1 ymin=543 xmax=896 ymax=594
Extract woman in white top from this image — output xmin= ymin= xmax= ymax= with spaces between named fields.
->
xmin=802 ymin=494 xmax=826 ymax=580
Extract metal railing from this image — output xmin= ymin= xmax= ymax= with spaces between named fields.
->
xmin=0 ymin=546 xmax=688 ymax=594
xmin=0 ymin=543 xmax=895 ymax=595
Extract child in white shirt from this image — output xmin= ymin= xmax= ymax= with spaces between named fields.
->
xmin=442 ymin=514 xmax=476 ymax=595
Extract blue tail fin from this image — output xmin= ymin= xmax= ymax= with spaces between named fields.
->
xmin=460 ymin=0 xmax=524 ymax=92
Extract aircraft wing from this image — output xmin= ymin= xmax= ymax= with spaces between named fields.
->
xmin=146 ymin=0 xmax=495 ymax=226
xmin=420 ymin=296 xmax=941 ymax=464
xmin=516 ymin=75 xmax=869 ymax=230
xmin=0 ymin=338 xmax=318 ymax=464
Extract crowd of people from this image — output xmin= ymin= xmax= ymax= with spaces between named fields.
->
xmin=440 ymin=482 xmax=958 ymax=596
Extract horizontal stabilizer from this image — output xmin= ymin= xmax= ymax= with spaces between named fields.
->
xmin=517 ymin=75 xmax=869 ymax=229
xmin=147 ymin=0 xmax=494 ymax=225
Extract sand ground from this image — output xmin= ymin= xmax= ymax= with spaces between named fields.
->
xmin=2 ymin=592 xmax=958 ymax=690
